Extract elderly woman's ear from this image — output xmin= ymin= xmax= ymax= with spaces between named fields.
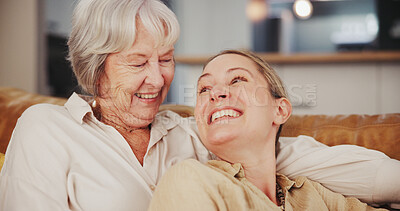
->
xmin=273 ymin=97 xmax=292 ymax=125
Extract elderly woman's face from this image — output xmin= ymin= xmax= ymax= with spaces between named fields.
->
xmin=195 ymin=54 xmax=280 ymax=157
xmin=98 ymin=22 xmax=175 ymax=127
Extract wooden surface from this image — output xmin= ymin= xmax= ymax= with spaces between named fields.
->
xmin=175 ymin=51 xmax=400 ymax=65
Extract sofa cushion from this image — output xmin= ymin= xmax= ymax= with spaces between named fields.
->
xmin=0 ymin=87 xmax=399 ymax=160
xmin=0 ymin=153 xmax=4 ymax=172
xmin=282 ymin=114 xmax=400 ymax=160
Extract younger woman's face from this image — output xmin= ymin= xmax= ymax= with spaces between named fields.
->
xmin=195 ymin=54 xmax=281 ymax=158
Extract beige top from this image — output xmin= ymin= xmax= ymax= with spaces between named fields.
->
xmin=149 ymin=159 xmax=387 ymax=211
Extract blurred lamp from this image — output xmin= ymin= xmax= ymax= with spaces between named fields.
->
xmin=293 ymin=0 xmax=313 ymax=19
xmin=246 ymin=0 xmax=268 ymax=22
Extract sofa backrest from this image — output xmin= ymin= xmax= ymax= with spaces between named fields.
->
xmin=1 ymin=87 xmax=399 ymax=160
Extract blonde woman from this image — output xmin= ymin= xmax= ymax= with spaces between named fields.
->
xmin=149 ymin=50 xmax=399 ymax=210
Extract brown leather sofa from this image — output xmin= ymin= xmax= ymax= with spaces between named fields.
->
xmin=1 ymin=87 xmax=399 ymax=165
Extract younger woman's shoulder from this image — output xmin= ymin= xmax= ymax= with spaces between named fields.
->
xmin=169 ymin=159 xmax=229 ymax=181
xmin=167 ymin=159 xmax=211 ymax=176
xmin=171 ymin=159 xmax=204 ymax=170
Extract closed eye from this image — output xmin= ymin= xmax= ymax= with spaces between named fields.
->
xmin=130 ymin=62 xmax=146 ymax=68
xmin=198 ymin=86 xmax=211 ymax=94
xmin=231 ymin=76 xmax=247 ymax=84
xmin=159 ymin=58 xmax=174 ymax=67
xmin=160 ymin=59 xmax=172 ymax=63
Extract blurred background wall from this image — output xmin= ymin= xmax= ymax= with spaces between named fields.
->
xmin=0 ymin=0 xmax=46 ymax=94
xmin=168 ymin=0 xmax=400 ymax=115
xmin=0 ymin=0 xmax=399 ymax=115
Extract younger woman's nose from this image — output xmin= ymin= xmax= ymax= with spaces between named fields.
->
xmin=210 ymin=86 xmax=229 ymax=102
xmin=210 ymin=94 xmax=227 ymax=102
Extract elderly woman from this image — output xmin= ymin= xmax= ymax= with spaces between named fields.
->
xmin=0 ymin=0 xmax=398 ymax=210
xmin=149 ymin=50 xmax=400 ymax=210
xmin=0 ymin=0 xmax=211 ymax=210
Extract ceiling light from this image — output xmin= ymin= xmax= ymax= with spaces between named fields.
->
xmin=246 ymin=0 xmax=268 ymax=22
xmin=293 ymin=0 xmax=313 ymax=19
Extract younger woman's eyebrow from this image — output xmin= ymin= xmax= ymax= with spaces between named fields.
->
xmin=197 ymin=67 xmax=254 ymax=85
xmin=227 ymin=67 xmax=254 ymax=77
xmin=197 ymin=73 xmax=211 ymax=85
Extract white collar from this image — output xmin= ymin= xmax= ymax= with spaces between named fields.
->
xmin=64 ymin=93 xmax=185 ymax=147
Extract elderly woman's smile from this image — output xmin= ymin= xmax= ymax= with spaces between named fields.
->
xmin=97 ymin=21 xmax=175 ymax=128
xmin=134 ymin=92 xmax=159 ymax=99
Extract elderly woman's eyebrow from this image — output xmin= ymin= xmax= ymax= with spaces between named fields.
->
xmin=160 ymin=49 xmax=175 ymax=56
xmin=124 ymin=49 xmax=174 ymax=60
xmin=124 ymin=53 xmax=148 ymax=61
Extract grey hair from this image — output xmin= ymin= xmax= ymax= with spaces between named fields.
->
xmin=67 ymin=0 xmax=180 ymax=96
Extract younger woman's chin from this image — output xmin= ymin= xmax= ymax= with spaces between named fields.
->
xmin=205 ymin=132 xmax=238 ymax=147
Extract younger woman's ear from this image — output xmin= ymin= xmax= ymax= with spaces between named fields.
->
xmin=273 ymin=98 xmax=292 ymax=125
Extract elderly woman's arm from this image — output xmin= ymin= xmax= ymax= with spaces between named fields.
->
xmin=276 ymin=135 xmax=400 ymax=206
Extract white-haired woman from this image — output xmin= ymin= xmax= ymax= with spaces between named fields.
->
xmin=0 ymin=1 xmax=398 ymax=210
xmin=0 ymin=0 xmax=209 ymax=210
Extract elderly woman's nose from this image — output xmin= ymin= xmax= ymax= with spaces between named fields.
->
xmin=145 ymin=65 xmax=164 ymax=88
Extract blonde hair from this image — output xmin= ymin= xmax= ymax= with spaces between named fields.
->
xmin=204 ymin=49 xmax=288 ymax=99
xmin=68 ymin=0 xmax=180 ymax=96
xmin=204 ymin=49 xmax=289 ymax=142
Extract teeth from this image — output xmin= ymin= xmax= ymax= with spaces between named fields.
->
xmin=211 ymin=109 xmax=240 ymax=123
xmin=135 ymin=93 xmax=159 ymax=99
